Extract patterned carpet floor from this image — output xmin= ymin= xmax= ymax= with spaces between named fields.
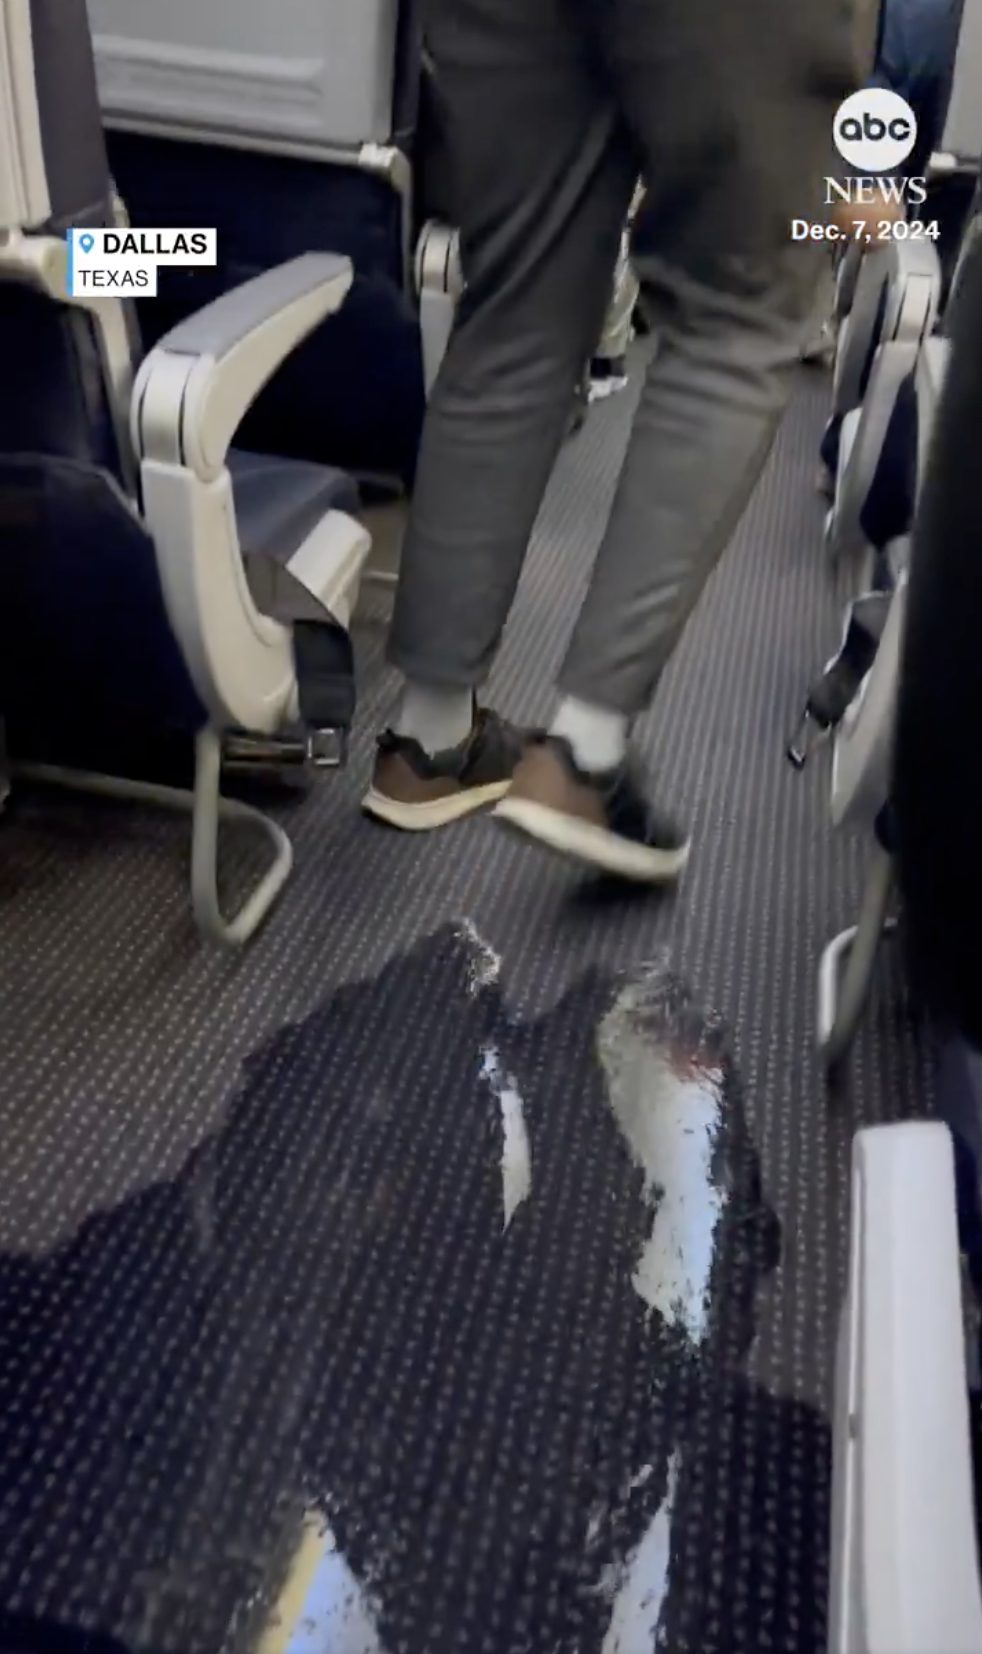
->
xmin=0 ymin=366 xmax=932 ymax=1654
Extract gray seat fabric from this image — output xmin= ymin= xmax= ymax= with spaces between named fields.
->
xmin=228 ymin=449 xmax=360 ymax=565
xmin=28 ymin=0 xmax=115 ymax=232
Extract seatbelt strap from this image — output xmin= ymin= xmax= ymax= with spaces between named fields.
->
xmin=787 ymin=592 xmax=890 ymax=768
xmin=292 ymin=618 xmax=355 ymax=742
xmin=241 ymin=549 xmax=357 ymax=765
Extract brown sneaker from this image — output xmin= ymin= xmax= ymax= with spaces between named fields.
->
xmin=493 ymin=735 xmax=690 ymax=883
xmin=361 ymin=707 xmax=529 ymax=831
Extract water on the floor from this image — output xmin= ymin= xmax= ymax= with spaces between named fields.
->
xmin=0 ymin=373 xmax=930 ymax=1654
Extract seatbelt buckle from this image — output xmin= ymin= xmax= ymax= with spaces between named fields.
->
xmin=787 ymin=708 xmax=829 ymax=770
xmin=305 ymin=727 xmax=348 ymax=770
xmin=222 ymin=731 xmax=309 ymax=787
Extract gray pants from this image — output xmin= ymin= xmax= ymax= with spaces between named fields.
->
xmin=389 ymin=0 xmax=853 ymax=716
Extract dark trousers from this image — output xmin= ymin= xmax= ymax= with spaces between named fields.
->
xmin=389 ymin=0 xmax=853 ymax=714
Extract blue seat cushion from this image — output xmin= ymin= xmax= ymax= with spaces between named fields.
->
xmin=228 ymin=450 xmax=360 ymax=566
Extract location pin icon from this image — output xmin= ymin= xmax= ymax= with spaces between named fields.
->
xmin=78 ymin=233 xmax=95 ymax=253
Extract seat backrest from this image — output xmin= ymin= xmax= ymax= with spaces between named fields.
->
xmin=939 ymin=0 xmax=982 ymax=164
xmin=0 ymin=0 xmax=114 ymax=234
xmin=87 ymin=0 xmax=404 ymax=154
xmin=20 ymin=0 xmax=115 ymax=231
xmin=0 ymin=282 xmax=121 ymax=472
xmin=945 ymin=163 xmax=982 ymax=325
xmin=0 ymin=0 xmax=129 ymax=475
xmin=84 ymin=0 xmax=426 ymax=484
xmin=894 ymin=214 xmax=982 ymax=1050
xmin=0 ymin=0 xmax=202 ymax=741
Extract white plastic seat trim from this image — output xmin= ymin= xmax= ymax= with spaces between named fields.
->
xmin=829 ymin=1122 xmax=982 ymax=1654
xmin=915 ymin=335 xmax=952 ymax=492
xmin=0 ymin=0 xmax=51 ymax=230
xmin=827 ymin=338 xmax=922 ymax=565
xmin=830 ymin=574 xmax=906 ymax=830
xmin=133 ymin=252 xmax=371 ymax=732
xmin=832 ymin=239 xmax=940 ymax=420
xmin=415 ymin=220 xmax=462 ymax=395
xmin=937 ymin=0 xmax=982 ymax=166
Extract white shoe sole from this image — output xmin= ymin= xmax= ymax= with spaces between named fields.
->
xmin=361 ymin=779 xmax=511 ymax=831
xmin=493 ymin=796 xmax=689 ymax=883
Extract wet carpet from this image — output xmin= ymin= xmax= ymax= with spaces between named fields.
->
xmin=0 ymin=368 xmax=932 ymax=1654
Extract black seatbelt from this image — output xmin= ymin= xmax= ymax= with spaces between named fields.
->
xmin=787 ymin=594 xmax=889 ymax=768
xmin=291 ymin=618 xmax=355 ymax=749
xmin=229 ymin=549 xmax=358 ymax=773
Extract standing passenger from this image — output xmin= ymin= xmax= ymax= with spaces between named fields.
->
xmin=363 ymin=0 xmax=854 ymax=882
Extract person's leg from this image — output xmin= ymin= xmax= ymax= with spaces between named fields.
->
xmin=496 ymin=0 xmax=851 ymax=878
xmin=801 ymin=253 xmax=837 ymax=365
xmin=364 ymin=0 xmax=635 ymax=830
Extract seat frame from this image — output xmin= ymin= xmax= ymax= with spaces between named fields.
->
xmin=817 ymin=338 xmax=950 ymax=1070
xmin=1 ymin=244 xmax=369 ymax=949
xmin=0 ymin=0 xmax=371 ymax=947
xmin=827 ymin=239 xmax=941 ymax=573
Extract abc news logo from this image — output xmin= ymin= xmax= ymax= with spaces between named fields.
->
xmin=833 ymin=88 xmax=917 ymax=173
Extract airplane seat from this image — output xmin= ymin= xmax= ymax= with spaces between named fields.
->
xmin=804 ymin=336 xmax=949 ymax=1073
xmin=829 ymin=1121 xmax=982 ymax=1654
xmin=412 ymin=43 xmax=463 ymax=396
xmin=825 ymin=0 xmax=982 ymax=568
xmin=882 ymin=226 xmax=982 ymax=1654
xmin=831 ymin=182 xmax=982 ymax=577
xmin=895 ymin=217 xmax=982 ymax=1056
xmin=86 ymin=0 xmax=427 ymax=488
xmin=825 ymin=240 xmax=940 ymax=567
xmin=0 ymin=0 xmax=371 ymax=947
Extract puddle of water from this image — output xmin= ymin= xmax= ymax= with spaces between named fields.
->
xmin=599 ymin=1452 xmax=680 ymax=1654
xmin=597 ymin=975 xmax=729 ymax=1345
xmin=479 ymin=1045 xmax=531 ymax=1231
xmin=290 ymin=933 xmax=776 ymax=1653
xmin=279 ymin=1517 xmax=383 ymax=1654
xmin=0 ymin=922 xmax=787 ymax=1654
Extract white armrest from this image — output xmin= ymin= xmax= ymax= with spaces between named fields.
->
xmin=833 ymin=1122 xmax=982 ymax=1654
xmin=833 ymin=247 xmax=892 ymax=415
xmin=132 ymin=252 xmax=352 ymax=482
xmin=915 ymin=336 xmax=951 ymax=492
xmin=833 ymin=240 xmax=940 ymax=420
xmin=828 ymin=338 xmax=921 ymax=566
xmin=882 ymin=237 xmax=941 ymax=343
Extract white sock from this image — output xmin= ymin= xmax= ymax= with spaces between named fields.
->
xmin=550 ymin=697 xmax=629 ymax=773
xmin=393 ymin=682 xmax=475 ymax=754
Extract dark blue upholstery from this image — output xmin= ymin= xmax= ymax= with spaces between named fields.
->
xmin=859 ymin=369 xmax=918 ymax=548
xmin=0 ymin=285 xmax=121 ymax=473
xmin=0 ymin=287 xmax=204 ymax=754
xmin=0 ymin=453 xmax=204 ymax=740
xmin=0 ymin=0 xmax=368 ymax=769
xmin=106 ymin=134 xmax=426 ymax=488
xmin=0 ymin=274 xmax=368 ymax=770
xmin=895 ymin=229 xmax=982 ymax=1051
xmin=228 ymin=450 xmax=360 ymax=563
